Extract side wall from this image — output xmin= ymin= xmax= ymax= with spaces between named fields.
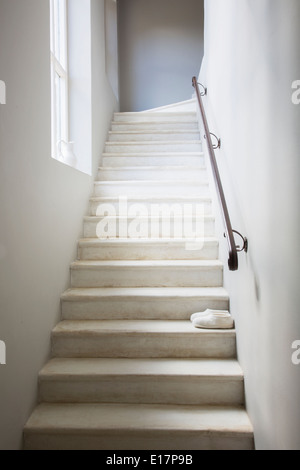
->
xmin=200 ymin=0 xmax=300 ymax=450
xmin=118 ymin=0 xmax=204 ymax=112
xmin=0 ymin=0 xmax=118 ymax=449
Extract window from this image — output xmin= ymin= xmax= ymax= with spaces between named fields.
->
xmin=49 ymin=0 xmax=92 ymax=174
xmin=50 ymin=0 xmax=69 ymax=159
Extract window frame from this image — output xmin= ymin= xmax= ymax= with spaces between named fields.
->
xmin=50 ymin=0 xmax=69 ymax=160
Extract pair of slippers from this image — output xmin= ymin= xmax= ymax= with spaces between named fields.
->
xmin=191 ymin=309 xmax=234 ymax=330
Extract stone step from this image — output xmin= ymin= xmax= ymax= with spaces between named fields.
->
xmin=93 ymin=180 xmax=209 ymax=198
xmin=83 ymin=216 xmax=215 ymax=239
xmin=88 ymin=196 xmax=212 ymax=217
xmin=23 ymin=109 xmax=254 ymax=452
xmin=70 ymin=260 xmax=223 ymax=288
xmin=24 ymin=403 xmax=254 ymax=450
xmin=51 ymin=320 xmax=236 ymax=359
xmin=113 ymin=111 xmax=198 ymax=123
xmin=38 ymin=358 xmax=244 ymax=406
xmin=111 ymin=120 xmax=199 ymax=131
xmin=108 ymin=130 xmax=200 ymax=142
xmin=77 ymin=238 xmax=219 ymax=261
xmin=104 ymin=141 xmax=202 ymax=154
xmin=97 ymin=166 xmax=208 ymax=182
xmin=61 ymin=287 xmax=229 ymax=321
xmin=101 ymin=152 xmax=205 ymax=167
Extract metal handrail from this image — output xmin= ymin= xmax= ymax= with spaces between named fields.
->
xmin=192 ymin=77 xmax=248 ymax=271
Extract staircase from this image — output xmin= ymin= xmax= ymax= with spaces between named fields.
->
xmin=23 ymin=110 xmax=254 ymax=450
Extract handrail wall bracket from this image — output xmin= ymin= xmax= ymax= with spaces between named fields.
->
xmin=197 ymin=82 xmax=207 ymax=97
xmin=224 ymin=231 xmax=248 ymax=254
xmin=204 ymin=133 xmax=221 ymax=150
xmin=192 ymin=76 xmax=248 ymax=271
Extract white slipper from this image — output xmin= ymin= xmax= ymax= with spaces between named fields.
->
xmin=190 ymin=309 xmax=229 ymax=323
xmin=192 ymin=311 xmax=234 ymax=330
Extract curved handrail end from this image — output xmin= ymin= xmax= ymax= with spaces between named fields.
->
xmin=228 ymin=251 xmax=239 ymax=272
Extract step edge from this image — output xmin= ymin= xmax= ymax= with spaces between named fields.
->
xmin=70 ymin=260 xmax=223 ymax=269
xmin=24 ymin=404 xmax=253 ymax=436
xmin=93 ymin=180 xmax=209 ymax=185
xmin=78 ymin=237 xmax=219 ymax=245
xmin=89 ymin=196 xmax=212 ymax=202
xmin=83 ymin=215 xmax=215 ymax=222
xmin=108 ymin=130 xmax=200 ymax=134
xmin=39 ymin=372 xmax=244 ymax=382
xmin=39 ymin=359 xmax=244 ymax=380
xmin=98 ymin=166 xmax=207 ymax=171
xmin=51 ymin=322 xmax=236 ymax=337
xmin=105 ymin=140 xmax=202 ymax=145
xmin=61 ymin=286 xmax=229 ymax=301
xmin=102 ymin=152 xmax=205 ymax=157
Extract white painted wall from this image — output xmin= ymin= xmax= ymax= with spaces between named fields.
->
xmin=0 ymin=0 xmax=118 ymax=449
xmin=200 ymin=0 xmax=300 ymax=450
xmin=118 ymin=0 xmax=204 ymax=112
xmin=105 ymin=0 xmax=119 ymax=101
xmin=68 ymin=0 xmax=92 ymax=175
xmin=91 ymin=0 xmax=120 ymax=171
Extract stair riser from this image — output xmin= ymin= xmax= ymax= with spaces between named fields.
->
xmin=104 ymin=142 xmax=202 ymax=153
xmin=111 ymin=122 xmax=199 ymax=131
xmin=70 ymin=266 xmax=223 ymax=288
xmin=39 ymin=378 xmax=244 ymax=406
xmin=51 ymin=332 xmax=236 ymax=359
xmin=78 ymin=242 xmax=218 ymax=261
xmin=97 ymin=168 xmax=208 ymax=182
xmin=24 ymin=432 xmax=254 ymax=451
xmin=83 ymin=218 xmax=215 ymax=239
xmin=93 ymin=183 xmax=209 ymax=198
xmin=108 ymin=132 xmax=200 ymax=142
xmin=102 ymin=155 xmax=205 ymax=167
xmin=62 ymin=297 xmax=229 ymax=321
xmin=114 ymin=113 xmax=197 ymax=123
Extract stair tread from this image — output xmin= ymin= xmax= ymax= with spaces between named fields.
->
xmin=61 ymin=286 xmax=228 ymax=300
xmin=71 ymin=260 xmax=223 ymax=268
xmin=84 ymin=215 xmax=214 ymax=221
xmin=78 ymin=237 xmax=218 ymax=245
xmin=90 ymin=195 xmax=211 ymax=201
xmin=102 ymin=152 xmax=204 ymax=157
xmin=94 ymin=180 xmax=208 ymax=184
xmin=98 ymin=165 xmax=205 ymax=170
xmin=105 ymin=140 xmax=202 ymax=145
xmin=24 ymin=403 xmax=253 ymax=435
xmin=109 ymin=130 xmax=199 ymax=134
xmin=114 ymin=111 xmax=197 ymax=116
xmin=111 ymin=120 xmax=198 ymax=125
xmin=52 ymin=320 xmax=235 ymax=336
xmin=39 ymin=357 xmax=243 ymax=379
